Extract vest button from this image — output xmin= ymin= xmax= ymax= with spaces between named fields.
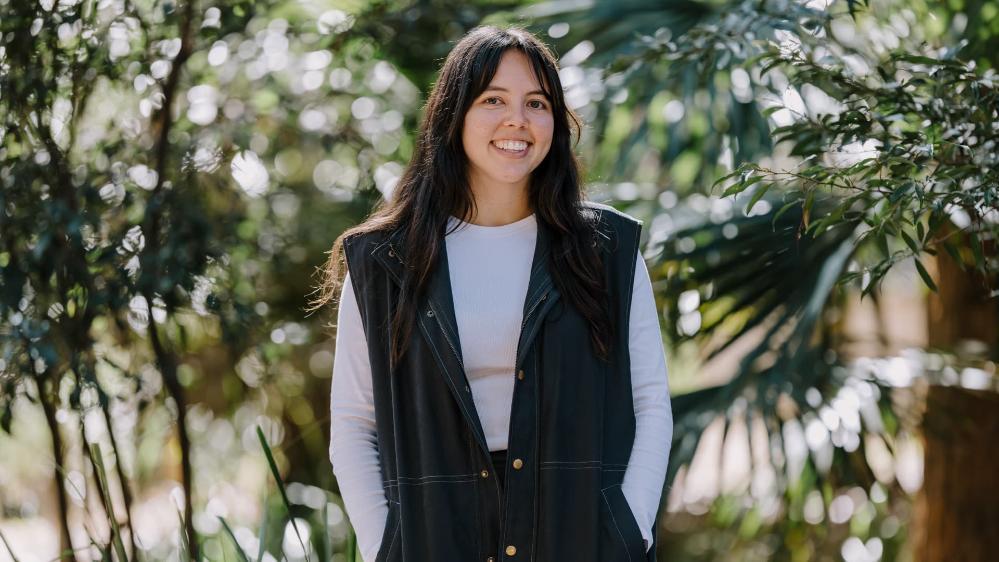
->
xmin=480 ymin=469 xmax=489 ymax=478
xmin=505 ymin=545 xmax=517 ymax=556
xmin=487 ymin=558 xmax=496 ymax=562
xmin=512 ymin=458 xmax=523 ymax=469
xmin=516 ymin=369 xmax=525 ymax=380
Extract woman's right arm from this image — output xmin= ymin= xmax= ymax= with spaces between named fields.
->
xmin=329 ymin=271 xmax=389 ymax=562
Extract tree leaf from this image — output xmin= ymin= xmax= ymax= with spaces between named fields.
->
xmin=914 ymin=258 xmax=938 ymax=292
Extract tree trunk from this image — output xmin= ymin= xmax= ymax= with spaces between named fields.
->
xmin=39 ymin=383 xmax=75 ymax=561
xmin=912 ymin=385 xmax=999 ymax=562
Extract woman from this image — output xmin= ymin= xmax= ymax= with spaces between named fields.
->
xmin=314 ymin=25 xmax=673 ymax=562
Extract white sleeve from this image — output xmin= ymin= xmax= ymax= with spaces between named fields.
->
xmin=329 ymin=271 xmax=389 ymax=562
xmin=620 ymin=251 xmax=674 ymax=554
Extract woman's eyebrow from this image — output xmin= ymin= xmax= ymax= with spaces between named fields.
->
xmin=482 ymin=86 xmax=551 ymax=98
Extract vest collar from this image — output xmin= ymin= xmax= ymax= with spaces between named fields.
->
xmin=370 ymin=218 xmax=562 ymax=459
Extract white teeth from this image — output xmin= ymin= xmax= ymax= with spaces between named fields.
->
xmin=493 ymin=140 xmax=528 ymax=152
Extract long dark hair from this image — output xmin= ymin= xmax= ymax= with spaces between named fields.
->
xmin=309 ymin=25 xmax=612 ymax=369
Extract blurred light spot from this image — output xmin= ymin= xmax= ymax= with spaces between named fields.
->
xmin=236 ymin=352 xmax=264 ymax=387
xmin=318 ymin=10 xmax=354 ymax=34
xmin=120 ymin=225 xmax=145 ymax=254
xmin=677 ymin=237 xmax=696 ymax=253
xmin=677 ymin=290 xmax=699 ymax=314
xmin=329 ymin=68 xmax=352 ymax=90
xmin=842 ymin=536 xmax=882 ymax=562
xmin=351 ymin=97 xmax=376 ymax=120
xmin=202 ymin=7 xmax=221 ymax=29
xmin=880 ymin=515 xmax=900 ymax=538
xmin=224 ymin=98 xmax=245 ymax=119
xmin=662 ymin=100 xmax=684 ymax=124
xmin=128 ymin=164 xmax=158 ymax=190
xmin=960 ymin=367 xmax=990 ymax=389
xmin=731 ymin=68 xmax=753 ymax=103
xmin=828 ymin=493 xmax=854 ymax=524
xmin=805 ymin=416 xmax=829 ymax=451
xmin=159 ymin=38 xmax=182 ymax=59
xmin=99 ymin=182 xmax=125 ymax=205
xmin=677 ymin=311 xmax=701 ymax=336
xmin=658 ymin=190 xmax=677 ymax=209
xmin=298 ymin=107 xmax=327 ymax=131
xmin=187 ymin=84 xmax=219 ymax=125
xmin=207 ymin=41 xmax=229 ymax=66
xmin=804 ymin=387 xmax=822 ymax=408
xmin=614 ymin=182 xmax=638 ymax=200
xmin=548 ymin=23 xmax=569 ymax=38
xmin=231 ymin=150 xmax=269 ymax=198
xmin=271 ymin=193 xmax=300 ymax=220
xmin=309 ymin=157 xmax=338 ymax=190
xmin=282 ymin=518 xmax=312 ymax=558
xmin=381 ymin=110 xmax=403 ymax=132
xmin=374 ymin=162 xmax=403 ymax=200
xmin=133 ymin=74 xmax=153 ymax=93
xmin=270 ymin=327 xmax=286 ymax=344
xmin=302 ymin=70 xmax=325 ymax=91
xmin=303 ymin=50 xmax=332 ymax=71
xmin=65 ymin=471 xmax=86 ymax=505
xmin=560 ymin=40 xmax=594 ymax=67
xmin=895 ymin=433 xmax=923 ymax=493
xmin=108 ymin=22 xmax=130 ymax=60
xmin=151 ymin=59 xmax=171 ymax=79
xmin=309 ymin=350 xmax=334 ymax=378
xmin=558 ymin=66 xmax=583 ymax=89
xmin=367 ymin=61 xmax=397 ymax=94
xmin=803 ymin=490 xmax=824 ymax=524
xmin=188 ymin=145 xmax=222 ymax=173
xmin=274 ymin=149 xmax=302 ymax=178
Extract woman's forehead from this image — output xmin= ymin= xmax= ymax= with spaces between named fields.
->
xmin=483 ymin=50 xmax=552 ymax=95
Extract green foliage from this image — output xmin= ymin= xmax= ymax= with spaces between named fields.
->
xmin=714 ymin=31 xmax=998 ymax=297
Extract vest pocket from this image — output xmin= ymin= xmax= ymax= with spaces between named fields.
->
xmin=374 ymin=500 xmax=401 ymax=562
xmin=600 ymin=484 xmax=646 ymax=562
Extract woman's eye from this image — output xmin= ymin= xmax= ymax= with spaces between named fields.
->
xmin=528 ymin=100 xmax=548 ymax=109
xmin=483 ymin=97 xmax=502 ymax=105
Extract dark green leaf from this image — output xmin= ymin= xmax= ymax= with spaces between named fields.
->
xmin=914 ymin=258 xmax=938 ymax=292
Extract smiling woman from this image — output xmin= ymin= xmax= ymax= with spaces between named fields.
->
xmin=313 ymin=25 xmax=673 ymax=562
xmin=462 ymin=49 xmax=554 ymax=204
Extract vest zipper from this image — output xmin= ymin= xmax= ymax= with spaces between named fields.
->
xmin=520 ymin=291 xmax=549 ymax=332
xmin=428 ymin=300 xmax=465 ymax=369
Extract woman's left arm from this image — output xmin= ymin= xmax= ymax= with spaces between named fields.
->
xmin=621 ymin=251 xmax=674 ymax=554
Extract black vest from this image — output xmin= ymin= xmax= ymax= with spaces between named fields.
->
xmin=342 ymin=201 xmax=660 ymax=562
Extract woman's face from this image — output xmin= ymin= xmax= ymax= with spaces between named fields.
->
xmin=461 ymin=49 xmax=555 ymax=196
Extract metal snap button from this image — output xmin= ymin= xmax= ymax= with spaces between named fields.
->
xmin=505 ymin=545 xmax=517 ymax=556
xmin=512 ymin=458 xmax=523 ymax=470
xmin=426 ymin=309 xmax=434 ymax=317
xmin=480 ymin=469 xmax=489 ymax=478
xmin=517 ymin=369 xmax=525 ymax=380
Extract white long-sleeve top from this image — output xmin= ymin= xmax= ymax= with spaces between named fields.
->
xmin=329 ymin=213 xmax=673 ymax=562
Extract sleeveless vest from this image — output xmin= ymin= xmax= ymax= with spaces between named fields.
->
xmin=341 ymin=201 xmax=659 ymax=562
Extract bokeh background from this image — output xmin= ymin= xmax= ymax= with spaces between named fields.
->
xmin=1 ymin=0 xmax=997 ymax=561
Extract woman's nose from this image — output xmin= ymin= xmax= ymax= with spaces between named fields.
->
xmin=503 ymin=104 xmax=528 ymax=127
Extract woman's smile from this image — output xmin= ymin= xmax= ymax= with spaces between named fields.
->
xmin=491 ymin=139 xmax=532 ymax=157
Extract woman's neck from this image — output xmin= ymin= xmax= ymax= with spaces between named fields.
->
xmin=465 ymin=184 xmax=533 ymax=227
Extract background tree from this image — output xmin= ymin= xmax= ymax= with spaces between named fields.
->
xmin=1 ymin=0 xmax=995 ymax=560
